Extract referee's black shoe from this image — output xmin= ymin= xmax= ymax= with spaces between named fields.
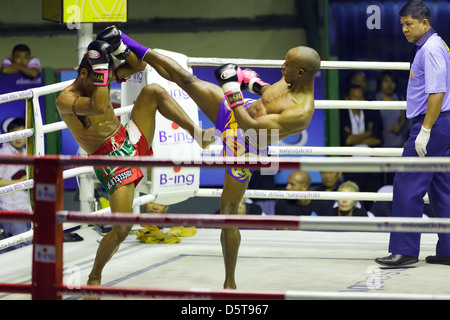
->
xmin=425 ymin=255 xmax=450 ymax=266
xmin=375 ymin=253 xmax=418 ymax=267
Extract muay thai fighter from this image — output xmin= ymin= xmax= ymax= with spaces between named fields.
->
xmin=56 ymin=29 xmax=213 ymax=297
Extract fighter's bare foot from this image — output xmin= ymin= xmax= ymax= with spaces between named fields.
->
xmin=223 ymin=281 xmax=237 ymax=289
xmin=83 ymin=277 xmax=101 ymax=300
xmin=201 ymin=127 xmax=216 ymax=149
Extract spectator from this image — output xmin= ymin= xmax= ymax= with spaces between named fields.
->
xmin=328 ymin=181 xmax=369 ymax=217
xmin=275 ymin=171 xmax=330 ymax=216
xmin=375 ymin=71 xmax=409 ymax=185
xmin=340 ymin=85 xmax=384 ymax=207
xmin=349 ymin=71 xmax=374 ymax=100
xmin=311 ymin=171 xmax=343 ymax=208
xmin=313 ymin=171 xmax=342 ymax=192
xmin=375 ymin=71 xmax=408 ymax=148
xmin=0 ymin=118 xmax=31 ymax=252
xmin=145 ymin=201 xmax=169 ymax=214
xmin=340 ymin=85 xmax=383 ymax=148
xmin=1 ymin=44 xmax=41 ymax=78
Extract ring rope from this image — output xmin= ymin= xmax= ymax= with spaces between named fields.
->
xmin=0 ymin=186 xmax=432 ymax=250
xmin=186 ymin=58 xmax=410 ymax=71
xmin=55 ymin=212 xmax=450 ymax=234
xmin=1 ymin=283 xmax=448 ymax=300
xmin=50 ymin=154 xmax=450 ymax=173
xmin=205 ymin=145 xmax=403 ymax=157
xmin=56 ymin=285 xmax=450 ymax=300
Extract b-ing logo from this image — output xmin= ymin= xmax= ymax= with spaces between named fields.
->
xmin=168 ymin=87 xmax=190 ymax=100
xmin=159 ymin=123 xmax=194 ymax=144
xmin=129 ymin=72 xmax=144 ymax=83
xmin=35 ymin=244 xmax=56 ymax=263
xmin=160 ymin=167 xmax=195 ymax=187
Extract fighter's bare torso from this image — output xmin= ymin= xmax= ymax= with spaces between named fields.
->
xmin=245 ymin=78 xmax=315 ymax=141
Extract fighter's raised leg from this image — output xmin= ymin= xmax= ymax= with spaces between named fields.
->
xmin=143 ymin=49 xmax=224 ymax=124
xmin=131 ymin=83 xmax=214 ymax=149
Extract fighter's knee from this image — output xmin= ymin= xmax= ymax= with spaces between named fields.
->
xmin=141 ymin=83 xmax=165 ymax=97
xmin=220 ymin=201 xmax=241 ymax=215
xmin=110 ymin=225 xmax=132 ymax=243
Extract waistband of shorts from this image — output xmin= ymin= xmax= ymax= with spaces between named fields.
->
xmin=412 ymin=110 xmax=450 ymax=124
xmin=92 ymin=125 xmax=126 ymax=155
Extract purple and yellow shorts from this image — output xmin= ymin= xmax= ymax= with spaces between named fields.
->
xmin=92 ymin=120 xmax=153 ymax=195
xmin=215 ymin=98 xmax=268 ymax=183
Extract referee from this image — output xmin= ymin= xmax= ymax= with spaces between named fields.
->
xmin=376 ymin=0 xmax=450 ymax=266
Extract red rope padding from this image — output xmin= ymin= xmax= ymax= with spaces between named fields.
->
xmin=0 ymin=211 xmax=34 ymax=221
xmin=0 ymin=283 xmax=32 ymax=294
xmin=57 ymin=285 xmax=286 ymax=300
xmin=57 ymin=212 xmax=301 ymax=229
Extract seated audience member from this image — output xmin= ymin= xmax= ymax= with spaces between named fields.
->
xmin=348 ymin=71 xmax=374 ymax=101
xmin=340 ymin=84 xmax=384 ymax=207
xmin=327 ymin=181 xmax=369 ymax=217
xmin=311 ymin=171 xmax=343 ymax=209
xmin=314 ymin=171 xmax=343 ymax=192
xmin=375 ymin=71 xmax=407 ymax=148
xmin=275 ymin=171 xmax=330 ymax=216
xmin=1 ymin=44 xmax=41 ymax=78
xmin=340 ymin=85 xmax=383 ymax=148
xmin=375 ymin=70 xmax=408 ymax=185
xmin=145 ymin=201 xmax=169 ymax=214
xmin=0 ymin=118 xmax=31 ymax=252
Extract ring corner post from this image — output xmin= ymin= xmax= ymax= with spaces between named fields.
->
xmin=31 ymin=157 xmax=64 ymax=300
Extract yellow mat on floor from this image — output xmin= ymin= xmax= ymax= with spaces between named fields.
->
xmin=137 ymin=225 xmax=197 ymax=244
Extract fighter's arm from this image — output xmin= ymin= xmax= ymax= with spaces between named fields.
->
xmin=56 ymin=87 xmax=109 ymax=116
xmin=112 ymin=51 xmax=147 ymax=82
xmin=2 ymin=63 xmax=39 ymax=78
xmin=232 ymin=104 xmax=310 ymax=136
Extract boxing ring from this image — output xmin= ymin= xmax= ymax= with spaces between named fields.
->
xmin=0 ymin=55 xmax=449 ymax=300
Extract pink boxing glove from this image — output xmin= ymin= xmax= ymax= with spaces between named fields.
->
xmin=239 ymin=69 xmax=270 ymax=96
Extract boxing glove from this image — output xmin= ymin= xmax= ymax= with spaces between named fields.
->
xmin=214 ymin=63 xmax=245 ymax=109
xmin=120 ymin=32 xmax=150 ymax=60
xmin=96 ymin=27 xmax=130 ymax=60
xmin=87 ymin=40 xmax=112 ymax=86
xmin=240 ymin=69 xmax=269 ymax=96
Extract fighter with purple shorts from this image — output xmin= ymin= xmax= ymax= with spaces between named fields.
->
xmin=133 ymin=42 xmax=320 ymax=289
xmin=215 ymin=98 xmax=269 ymax=183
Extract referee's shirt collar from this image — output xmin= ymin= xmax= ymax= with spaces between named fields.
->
xmin=415 ymin=27 xmax=437 ymax=47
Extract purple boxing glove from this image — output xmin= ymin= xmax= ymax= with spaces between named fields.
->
xmin=120 ymin=32 xmax=149 ymax=60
